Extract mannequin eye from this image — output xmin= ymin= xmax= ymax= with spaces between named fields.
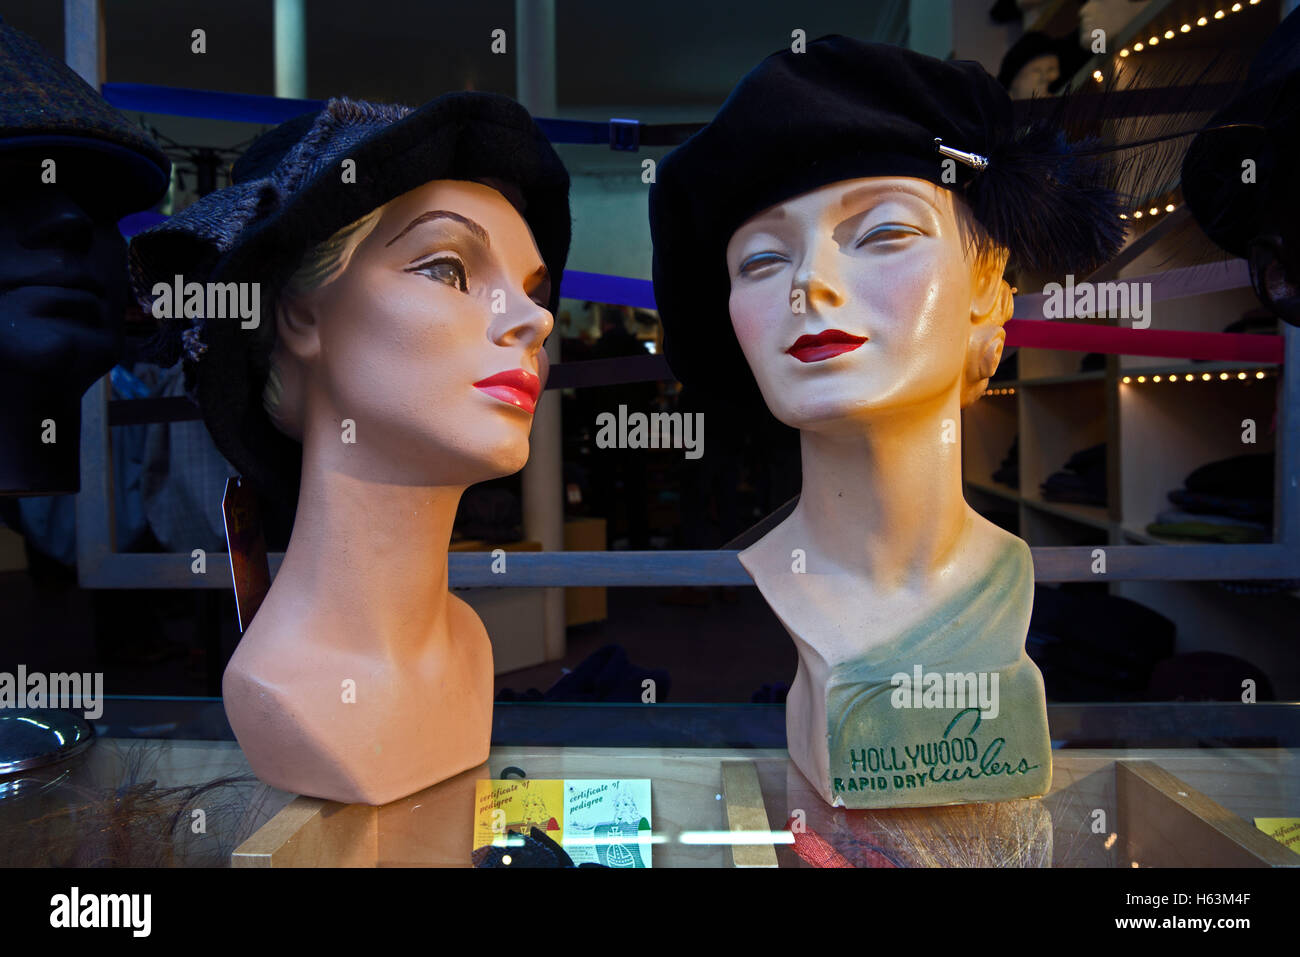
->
xmin=408 ymin=256 xmax=468 ymax=291
xmin=856 ymin=224 xmax=922 ymax=246
xmin=738 ymin=252 xmax=788 ymax=275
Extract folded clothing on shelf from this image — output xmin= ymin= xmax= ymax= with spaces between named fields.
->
xmin=1026 ymin=585 xmax=1175 ymax=701
xmin=1040 ymin=442 xmax=1106 ymax=506
xmin=1152 ymin=453 xmax=1275 ymax=539
xmin=1147 ymin=506 xmax=1270 ymax=543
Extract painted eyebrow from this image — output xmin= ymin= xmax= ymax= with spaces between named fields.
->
xmin=838 ymin=183 xmax=943 ymax=214
xmin=737 ymin=185 xmax=942 ymax=244
xmin=385 ymin=210 xmax=491 ymax=249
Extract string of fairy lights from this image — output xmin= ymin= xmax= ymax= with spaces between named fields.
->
xmin=1121 ymin=368 xmax=1277 ymax=384
xmin=1113 ymin=0 xmax=1264 ymax=63
xmin=980 ymin=369 xmax=1278 ymax=395
xmin=1092 ymin=0 xmax=1267 ymax=223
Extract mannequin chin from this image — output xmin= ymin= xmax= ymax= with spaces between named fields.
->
xmin=726 ymin=175 xmax=1051 ymax=809
xmin=222 ymin=178 xmax=552 ymax=805
xmin=0 ymin=148 xmax=130 ymax=494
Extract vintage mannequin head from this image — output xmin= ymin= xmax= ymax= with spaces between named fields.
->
xmin=262 ymin=177 xmax=551 ymax=487
xmin=724 ymin=176 xmax=1011 ymax=433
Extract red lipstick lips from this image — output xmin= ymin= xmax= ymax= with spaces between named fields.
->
xmin=474 ymin=369 xmax=541 ymax=414
xmin=787 ymin=330 xmax=868 ymax=363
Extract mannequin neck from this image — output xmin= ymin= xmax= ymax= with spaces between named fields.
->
xmin=272 ymin=423 xmax=465 ymax=656
xmin=792 ymin=388 xmax=970 ymax=592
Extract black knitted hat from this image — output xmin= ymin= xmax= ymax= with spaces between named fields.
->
xmin=0 ymin=17 xmax=169 ymax=214
xmin=648 ymin=35 xmax=1125 ymax=398
xmin=129 ymin=92 xmax=571 ymax=507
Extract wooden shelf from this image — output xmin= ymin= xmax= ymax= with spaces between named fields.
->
xmin=1023 ymin=495 xmax=1113 ymax=531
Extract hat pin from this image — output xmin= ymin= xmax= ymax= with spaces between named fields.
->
xmin=934 ymin=137 xmax=989 ymax=171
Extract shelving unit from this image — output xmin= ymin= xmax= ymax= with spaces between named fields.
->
xmin=963 ymin=0 xmax=1297 ymax=686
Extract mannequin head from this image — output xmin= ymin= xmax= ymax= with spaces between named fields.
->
xmin=0 ymin=146 xmax=129 ymax=383
xmin=264 ymin=178 xmax=552 ymax=487
xmin=725 ymin=176 xmax=1011 ymax=433
xmin=0 ymin=147 xmax=132 ymax=493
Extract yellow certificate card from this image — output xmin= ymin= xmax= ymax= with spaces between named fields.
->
xmin=1253 ymin=817 xmax=1300 ymax=856
xmin=473 ymin=779 xmax=564 ymax=848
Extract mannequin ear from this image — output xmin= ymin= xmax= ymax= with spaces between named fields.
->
xmin=962 ymin=245 xmax=1013 ymax=407
xmin=961 ymin=324 xmax=1006 ymax=407
xmin=275 ymin=293 xmax=321 ymax=362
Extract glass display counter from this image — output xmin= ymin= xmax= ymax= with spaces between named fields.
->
xmin=0 ymin=698 xmax=1296 ymax=868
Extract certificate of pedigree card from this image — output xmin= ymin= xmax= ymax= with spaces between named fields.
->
xmin=563 ymin=780 xmax=652 ymax=868
xmin=472 ymin=779 xmax=653 ymax=867
xmin=472 ymin=779 xmax=564 ymax=848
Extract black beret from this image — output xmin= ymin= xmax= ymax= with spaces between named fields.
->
xmin=649 ymin=35 xmax=1124 ymax=398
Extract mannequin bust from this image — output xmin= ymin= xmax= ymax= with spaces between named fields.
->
xmin=222 ymin=178 xmax=552 ymax=805
xmin=726 ymin=176 xmax=1051 ymax=809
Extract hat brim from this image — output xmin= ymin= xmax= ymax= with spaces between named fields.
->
xmin=0 ymin=133 xmax=169 ymax=216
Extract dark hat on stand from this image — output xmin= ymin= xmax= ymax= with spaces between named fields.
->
xmin=130 ymin=92 xmax=571 ymax=506
xmin=1181 ymin=8 xmax=1300 ymax=261
xmin=649 ymin=35 xmax=1125 ymax=396
xmin=0 ymin=16 xmax=169 ymax=214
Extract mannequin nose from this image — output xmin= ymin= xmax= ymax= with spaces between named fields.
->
xmin=794 ymin=245 xmax=846 ymax=312
xmin=491 ymin=294 xmax=554 ymax=354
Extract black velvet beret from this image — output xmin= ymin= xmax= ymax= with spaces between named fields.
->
xmin=649 ymin=35 xmax=1124 ymax=398
xmin=130 ymin=92 xmax=570 ymax=509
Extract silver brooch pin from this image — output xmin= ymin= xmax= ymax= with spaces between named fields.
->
xmin=935 ymin=137 xmax=989 ymax=171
